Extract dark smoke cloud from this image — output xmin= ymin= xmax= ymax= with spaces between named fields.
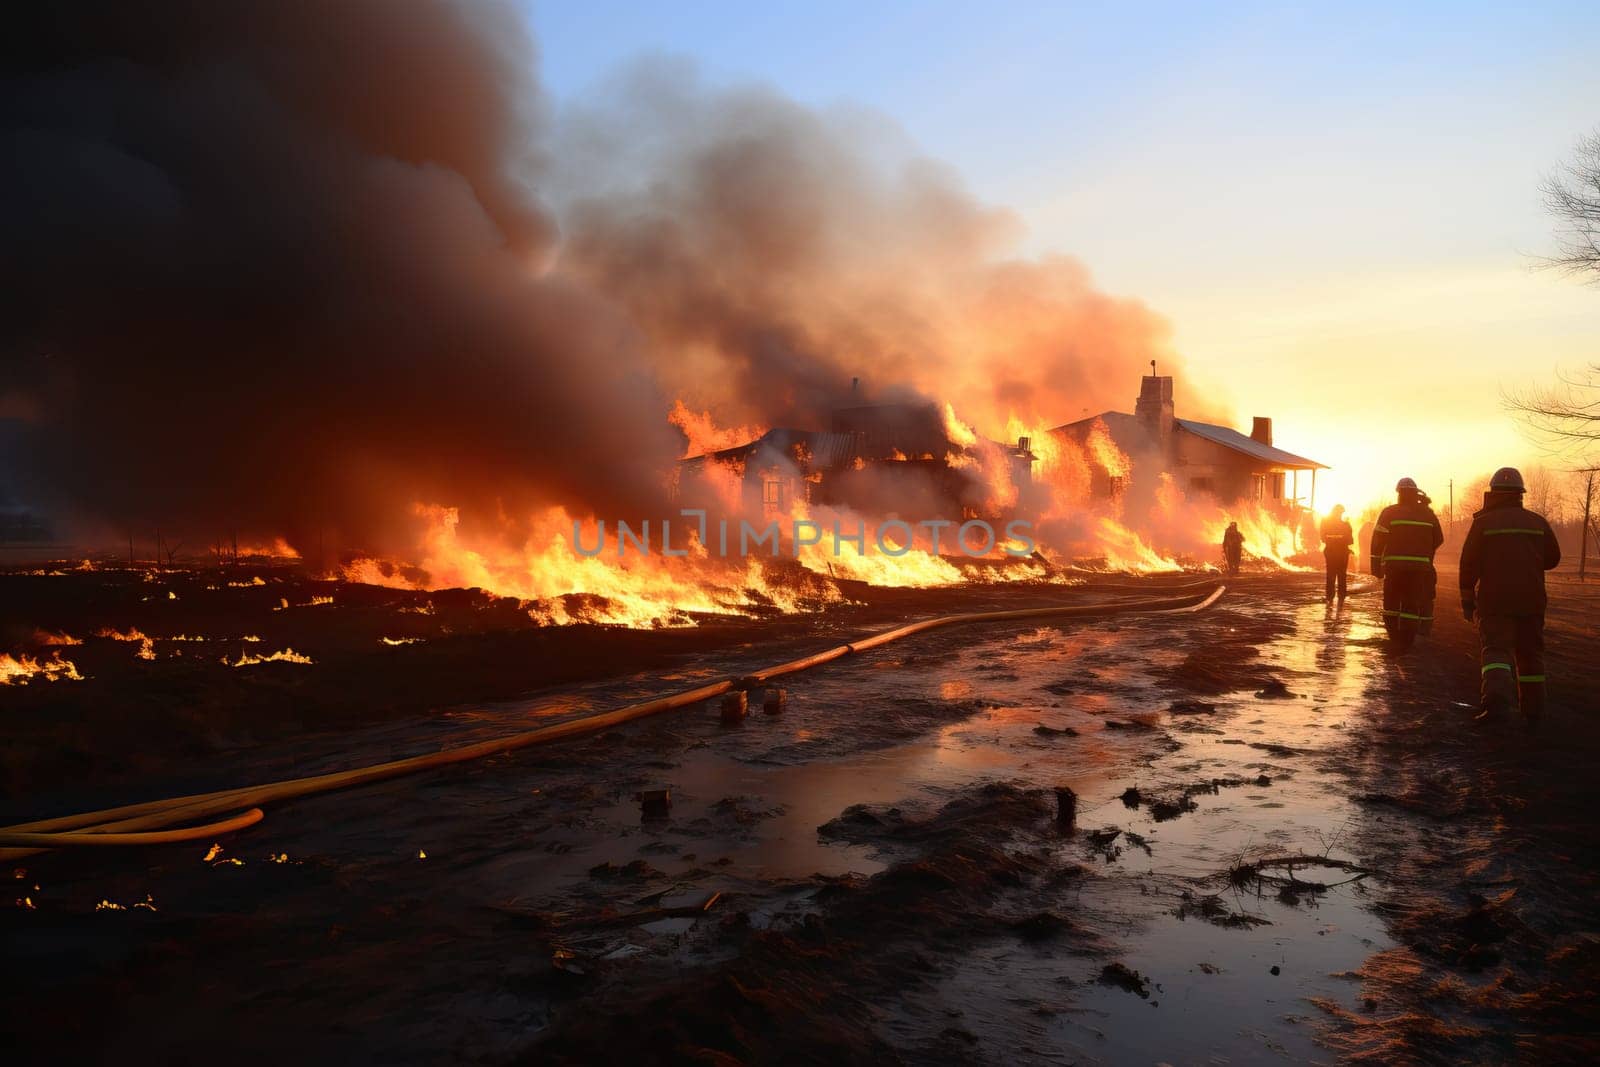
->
xmin=1 ymin=0 xmax=680 ymax=551
xmin=547 ymin=58 xmax=1203 ymax=435
xmin=2 ymin=2 xmax=1205 ymax=557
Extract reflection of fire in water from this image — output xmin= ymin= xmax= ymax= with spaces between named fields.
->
xmin=0 ymin=652 xmax=84 ymax=685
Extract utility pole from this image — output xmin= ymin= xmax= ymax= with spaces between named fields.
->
xmin=1448 ymin=479 xmax=1454 ymax=542
xmin=1580 ymin=469 xmax=1597 ymax=582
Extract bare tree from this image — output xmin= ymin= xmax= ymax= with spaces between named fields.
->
xmin=1541 ymin=130 xmax=1600 ymax=280
xmin=1504 ymin=363 xmax=1600 ymax=455
xmin=1574 ymin=468 xmax=1599 ymax=580
xmin=1454 ymin=474 xmax=1491 ymax=526
xmin=1504 ymin=133 xmax=1600 ymax=456
xmin=1524 ymin=464 xmax=1565 ymax=523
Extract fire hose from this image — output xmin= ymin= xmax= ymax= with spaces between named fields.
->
xmin=0 ymin=583 xmax=1225 ymax=860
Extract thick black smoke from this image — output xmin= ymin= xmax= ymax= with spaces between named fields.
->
xmin=1 ymin=0 xmax=680 ymax=552
xmin=2 ymin=2 xmax=1199 ymax=560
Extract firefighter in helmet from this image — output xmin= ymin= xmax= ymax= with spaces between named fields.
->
xmin=1460 ymin=467 xmax=1561 ymax=722
xmin=1319 ymin=504 xmax=1354 ymax=601
xmin=1221 ymin=521 xmax=1244 ymax=576
xmin=1369 ymin=477 xmax=1443 ymax=644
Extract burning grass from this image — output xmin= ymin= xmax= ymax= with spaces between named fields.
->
xmin=95 ymin=626 xmax=156 ymax=660
xmin=0 ymin=651 xmax=83 ymax=685
xmin=225 ymin=648 xmax=314 ymax=667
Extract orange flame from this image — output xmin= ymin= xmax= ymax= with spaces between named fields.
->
xmin=1 ymin=651 xmax=84 ymax=685
xmin=96 ymin=627 xmax=156 ymax=660
xmin=669 ymin=399 xmax=764 ymax=458
xmin=226 ymin=648 xmax=314 ymax=667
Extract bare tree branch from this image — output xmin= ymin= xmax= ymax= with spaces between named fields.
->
xmin=1536 ymin=130 xmax=1600 ymax=281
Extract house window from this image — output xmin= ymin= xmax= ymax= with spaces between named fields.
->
xmin=1108 ymin=475 xmax=1126 ymax=499
xmin=762 ymin=477 xmax=783 ymax=515
xmin=1189 ymin=476 xmax=1215 ymax=495
xmin=1250 ymin=473 xmax=1267 ymax=501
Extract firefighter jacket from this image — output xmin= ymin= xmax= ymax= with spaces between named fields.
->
xmin=1320 ymin=516 xmax=1354 ymax=559
xmin=1370 ymin=499 xmax=1442 ymax=575
xmin=1459 ymin=491 xmax=1561 ymax=615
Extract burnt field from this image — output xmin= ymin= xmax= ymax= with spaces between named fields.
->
xmin=0 ymin=561 xmax=1224 ymax=797
xmin=0 ymin=559 xmax=908 ymax=797
xmin=2 ymin=564 xmax=1599 ymax=1064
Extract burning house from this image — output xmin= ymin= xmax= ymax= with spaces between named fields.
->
xmin=1053 ymin=372 xmax=1325 ymax=515
xmin=676 ymin=401 xmax=1037 ymax=522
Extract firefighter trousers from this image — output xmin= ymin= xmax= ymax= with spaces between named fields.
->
xmin=1479 ymin=613 xmax=1546 ymax=716
xmin=1381 ymin=565 xmax=1431 ymax=640
xmin=1324 ymin=552 xmax=1349 ymax=600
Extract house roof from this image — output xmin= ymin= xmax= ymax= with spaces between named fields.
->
xmin=1052 ymin=411 xmax=1141 ymax=437
xmin=693 ymin=428 xmax=859 ymax=470
xmin=1175 ymin=419 xmax=1325 ymax=470
xmin=1051 ymin=411 xmax=1325 ymax=470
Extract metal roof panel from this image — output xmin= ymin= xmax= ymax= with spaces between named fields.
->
xmin=1175 ymin=419 xmax=1325 ymax=469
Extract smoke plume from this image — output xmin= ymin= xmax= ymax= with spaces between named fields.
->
xmin=1 ymin=1 xmax=1202 ymax=555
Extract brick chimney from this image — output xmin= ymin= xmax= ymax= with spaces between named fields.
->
xmin=1134 ymin=373 xmax=1175 ymax=454
xmin=1250 ymin=417 xmax=1273 ymax=446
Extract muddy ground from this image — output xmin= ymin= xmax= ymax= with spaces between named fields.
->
xmin=2 ymin=563 xmax=1597 ymax=1064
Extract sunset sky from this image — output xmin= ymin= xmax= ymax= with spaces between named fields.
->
xmin=528 ymin=0 xmax=1600 ymax=516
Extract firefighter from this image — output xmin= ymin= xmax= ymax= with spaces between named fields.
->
xmin=1417 ymin=490 xmax=1438 ymax=634
xmin=1319 ymin=504 xmax=1354 ymax=602
xmin=1369 ymin=477 xmax=1443 ymax=646
xmin=1222 ymin=521 xmax=1244 ymax=576
xmin=1460 ymin=467 xmax=1561 ymax=722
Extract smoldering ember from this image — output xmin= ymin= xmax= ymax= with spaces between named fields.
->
xmin=3 ymin=3 xmax=1599 ymax=1065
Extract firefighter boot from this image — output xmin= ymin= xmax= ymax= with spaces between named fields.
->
xmin=1518 ymin=678 xmax=1545 ymax=727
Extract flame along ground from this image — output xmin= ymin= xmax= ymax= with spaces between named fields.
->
xmin=0 ymin=651 xmax=84 ymax=686
xmin=3 ymin=627 xmax=275 ymax=680
xmin=324 ymin=402 xmax=1313 ymax=628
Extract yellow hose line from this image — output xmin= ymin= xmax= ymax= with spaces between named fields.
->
xmin=0 ymin=584 xmax=1224 ymax=860
xmin=0 ymin=808 xmax=264 ymax=848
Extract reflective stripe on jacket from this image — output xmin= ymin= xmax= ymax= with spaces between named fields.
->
xmin=1370 ymin=499 xmax=1443 ymax=573
xmin=1459 ymin=492 xmax=1560 ymax=615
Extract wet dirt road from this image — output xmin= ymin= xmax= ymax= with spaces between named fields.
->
xmin=4 ymin=573 xmax=1596 ymax=1064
